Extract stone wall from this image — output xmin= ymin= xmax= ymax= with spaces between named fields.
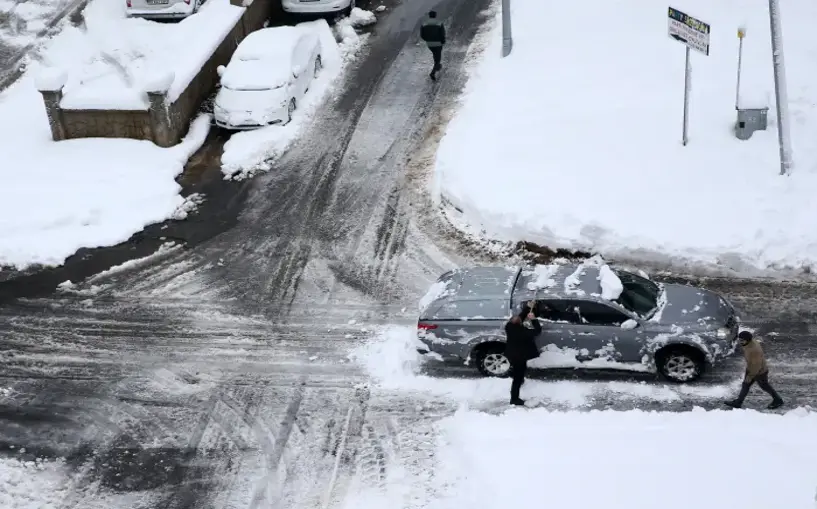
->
xmin=37 ymin=0 xmax=275 ymax=148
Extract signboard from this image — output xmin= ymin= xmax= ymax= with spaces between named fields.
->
xmin=668 ymin=7 xmax=710 ymax=56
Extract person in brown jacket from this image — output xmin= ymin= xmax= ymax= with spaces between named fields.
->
xmin=725 ymin=331 xmax=784 ymax=409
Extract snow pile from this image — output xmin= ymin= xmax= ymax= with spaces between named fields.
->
xmin=348 ymin=7 xmax=376 ymax=27
xmin=434 ymin=0 xmax=817 ymax=275
xmin=402 ymin=407 xmax=817 ymax=509
xmin=0 ymin=457 xmax=70 ymax=508
xmin=0 ymin=6 xmax=211 ymax=270
xmin=349 ymin=326 xmax=738 ymax=408
xmin=220 ymin=19 xmax=370 ymax=179
xmin=34 ymin=67 xmax=67 ymax=92
xmin=58 ymin=0 xmax=244 ymax=110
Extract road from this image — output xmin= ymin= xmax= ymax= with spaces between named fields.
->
xmin=1 ymin=0 xmax=817 ymax=507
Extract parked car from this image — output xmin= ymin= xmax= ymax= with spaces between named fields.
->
xmin=416 ymin=262 xmax=740 ymax=383
xmin=213 ymin=26 xmax=322 ymax=130
xmin=126 ymin=0 xmax=203 ymax=20
xmin=281 ymin=0 xmax=355 ymax=16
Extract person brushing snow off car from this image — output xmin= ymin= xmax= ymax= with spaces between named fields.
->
xmin=420 ymin=10 xmax=446 ymax=80
xmin=504 ymin=301 xmax=540 ymax=406
xmin=725 ymin=331 xmax=784 ymax=410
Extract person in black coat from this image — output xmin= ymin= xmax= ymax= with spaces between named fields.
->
xmin=505 ymin=301 xmax=541 ymax=406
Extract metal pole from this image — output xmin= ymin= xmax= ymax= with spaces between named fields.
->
xmin=769 ymin=0 xmax=793 ymax=175
xmin=682 ymin=46 xmax=690 ymax=146
xmin=501 ymin=0 xmax=512 ymax=57
xmin=736 ymin=27 xmax=745 ymax=110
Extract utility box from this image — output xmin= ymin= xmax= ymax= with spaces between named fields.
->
xmin=735 ymin=107 xmax=768 ymax=140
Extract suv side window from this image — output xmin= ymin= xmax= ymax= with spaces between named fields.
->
xmin=569 ymin=300 xmax=630 ymax=326
xmin=534 ymin=300 xmax=581 ymax=324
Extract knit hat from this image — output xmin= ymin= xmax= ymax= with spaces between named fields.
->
xmin=737 ymin=330 xmax=753 ymax=341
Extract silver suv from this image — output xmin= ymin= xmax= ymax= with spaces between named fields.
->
xmin=416 ymin=262 xmax=739 ymax=383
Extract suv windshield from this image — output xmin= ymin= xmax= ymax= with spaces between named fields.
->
xmin=613 ymin=270 xmax=661 ymax=317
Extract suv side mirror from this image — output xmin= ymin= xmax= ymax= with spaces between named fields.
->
xmin=621 ymin=319 xmax=639 ymax=330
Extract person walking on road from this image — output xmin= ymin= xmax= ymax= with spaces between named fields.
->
xmin=420 ymin=10 xmax=446 ymax=80
xmin=504 ymin=301 xmax=541 ymax=406
xmin=724 ymin=331 xmax=784 ymax=410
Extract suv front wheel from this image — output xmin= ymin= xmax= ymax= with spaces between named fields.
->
xmin=657 ymin=346 xmax=705 ymax=383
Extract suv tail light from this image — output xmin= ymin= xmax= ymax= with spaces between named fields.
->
xmin=126 ymin=0 xmax=131 ymax=6
xmin=184 ymin=0 xmax=191 ymax=4
xmin=417 ymin=323 xmax=437 ymax=330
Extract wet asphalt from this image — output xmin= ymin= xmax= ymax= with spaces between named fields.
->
xmin=1 ymin=0 xmax=816 ymax=506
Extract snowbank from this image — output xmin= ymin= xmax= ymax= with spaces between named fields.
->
xmin=434 ymin=0 xmax=817 ymax=275
xmin=349 ymin=326 xmax=739 ymax=408
xmin=58 ymin=0 xmax=244 ymax=110
xmin=0 ymin=9 xmax=210 ymax=270
xmin=220 ymin=17 xmax=372 ymax=179
xmin=0 ymin=457 xmax=71 ymax=508
xmin=398 ymin=407 xmax=817 ymax=509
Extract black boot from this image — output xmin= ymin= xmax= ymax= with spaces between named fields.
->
xmin=767 ymin=399 xmax=784 ymax=410
xmin=510 ymin=398 xmax=526 ymax=406
xmin=724 ymin=399 xmax=743 ymax=409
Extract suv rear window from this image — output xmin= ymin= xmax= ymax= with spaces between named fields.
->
xmin=427 ymin=299 xmax=509 ymax=320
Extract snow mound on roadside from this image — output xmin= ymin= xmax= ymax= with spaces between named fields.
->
xmin=348 ymin=7 xmax=376 ymax=27
xmin=220 ymin=19 xmax=369 ymax=180
xmin=433 ymin=0 xmax=817 ymax=277
xmin=402 ymin=407 xmax=817 ymax=509
xmin=348 ymin=326 xmax=739 ymax=408
xmin=0 ymin=457 xmax=71 ymax=508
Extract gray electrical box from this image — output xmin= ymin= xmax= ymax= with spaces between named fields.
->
xmin=735 ymin=107 xmax=768 ymax=140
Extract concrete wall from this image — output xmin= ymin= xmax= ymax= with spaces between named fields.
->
xmin=38 ymin=0 xmax=274 ymax=148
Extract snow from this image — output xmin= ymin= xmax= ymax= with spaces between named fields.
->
xmin=598 ymin=263 xmax=623 ymax=300
xmin=434 ymin=0 xmax=817 ymax=276
xmin=0 ymin=18 xmax=211 ymax=269
xmin=56 ymin=0 xmax=244 ymax=110
xmin=0 ymin=456 xmax=71 ymax=509
xmin=389 ymin=407 xmax=817 ymax=509
xmin=350 ymin=326 xmax=739 ymax=408
xmin=348 ymin=7 xmax=376 ymax=27
xmin=418 ymin=279 xmax=453 ymax=313
xmin=143 ymin=70 xmax=175 ymax=94
xmin=220 ymin=18 xmax=370 ymax=179
xmin=34 ymin=67 xmax=67 ymax=92
xmin=525 ymin=264 xmax=557 ymax=291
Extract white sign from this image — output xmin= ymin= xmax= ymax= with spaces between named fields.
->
xmin=668 ymin=7 xmax=710 ymax=56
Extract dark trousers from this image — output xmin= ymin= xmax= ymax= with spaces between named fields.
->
xmin=734 ymin=371 xmax=782 ymax=404
xmin=510 ymin=361 xmax=527 ymax=402
xmin=429 ymin=45 xmax=443 ymax=73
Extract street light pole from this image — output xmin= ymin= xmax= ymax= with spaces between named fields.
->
xmin=501 ymin=0 xmax=512 ymax=57
xmin=768 ymin=0 xmax=793 ymax=175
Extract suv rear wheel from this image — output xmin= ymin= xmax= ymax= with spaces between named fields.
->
xmin=475 ymin=343 xmax=511 ymax=377
xmin=657 ymin=346 xmax=705 ymax=383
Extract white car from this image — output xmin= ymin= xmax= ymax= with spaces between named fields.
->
xmin=125 ymin=0 xmax=202 ymax=20
xmin=281 ymin=0 xmax=355 ymax=16
xmin=213 ymin=26 xmax=322 ymax=130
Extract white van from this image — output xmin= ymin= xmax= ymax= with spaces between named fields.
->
xmin=281 ymin=0 xmax=355 ymax=16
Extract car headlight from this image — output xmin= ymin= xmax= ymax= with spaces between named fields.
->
xmin=716 ymin=328 xmax=729 ymax=339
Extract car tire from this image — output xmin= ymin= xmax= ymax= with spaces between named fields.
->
xmin=475 ymin=343 xmax=511 ymax=378
xmin=286 ymin=98 xmax=296 ymax=125
xmin=342 ymin=0 xmax=354 ymax=16
xmin=657 ymin=346 xmax=705 ymax=383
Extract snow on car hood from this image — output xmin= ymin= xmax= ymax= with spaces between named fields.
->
xmin=214 ymin=87 xmax=286 ymax=113
xmin=650 ymin=284 xmax=733 ymax=325
xmin=220 ymin=59 xmax=290 ymax=91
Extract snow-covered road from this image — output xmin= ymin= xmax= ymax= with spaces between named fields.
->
xmin=2 ymin=0 xmax=817 ymax=507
